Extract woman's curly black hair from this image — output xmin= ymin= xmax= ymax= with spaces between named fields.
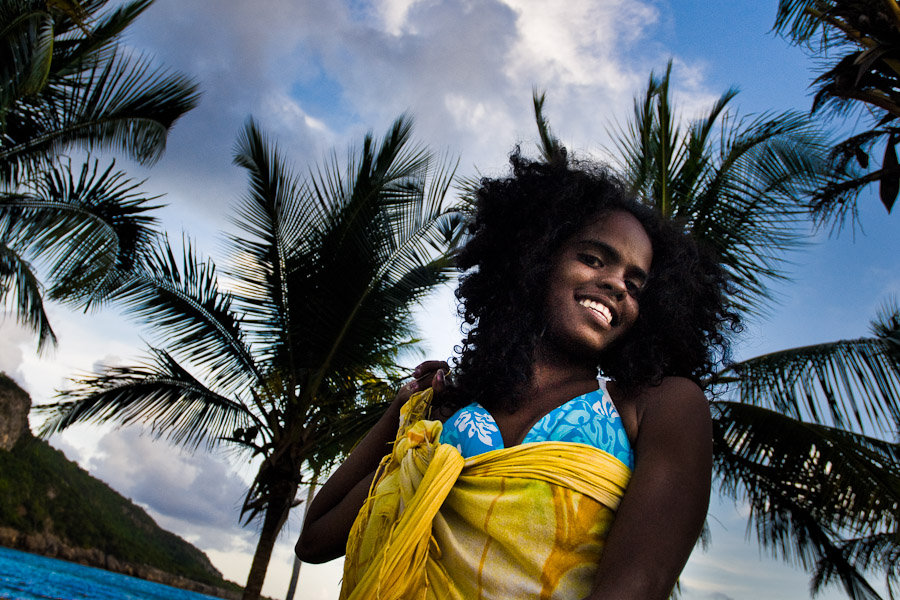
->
xmin=444 ymin=151 xmax=740 ymax=414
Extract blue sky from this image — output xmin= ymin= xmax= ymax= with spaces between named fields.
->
xmin=2 ymin=0 xmax=898 ymax=598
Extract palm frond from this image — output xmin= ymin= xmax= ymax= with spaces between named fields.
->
xmin=611 ymin=63 xmax=686 ymax=217
xmin=871 ymin=299 xmax=900 ymax=350
xmin=713 ymin=401 xmax=899 ymax=598
xmin=773 ymin=0 xmax=836 ymax=45
xmin=39 ymin=348 xmax=260 ymax=449
xmin=2 ymin=158 xmax=161 ymax=302
xmin=608 ymin=66 xmax=833 ymax=316
xmin=228 ymin=118 xmax=313 ymax=365
xmin=714 ymin=333 xmax=900 ymax=435
xmin=0 ymin=6 xmax=54 ymax=105
xmin=2 ymin=51 xmax=199 ymax=184
xmin=281 ymin=115 xmax=458 ymax=400
xmin=49 ymin=0 xmax=155 ymax=77
xmin=772 ymin=0 xmax=900 ymax=224
xmin=0 ymin=235 xmax=55 ymax=349
xmin=112 ymin=235 xmax=260 ymax=393
xmin=532 ymin=89 xmax=565 ymax=165
xmin=817 ymin=531 xmax=900 ymax=599
xmin=689 ymin=111 xmax=831 ymax=312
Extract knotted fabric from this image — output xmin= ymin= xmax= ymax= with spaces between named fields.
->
xmin=340 ymin=389 xmax=632 ymax=600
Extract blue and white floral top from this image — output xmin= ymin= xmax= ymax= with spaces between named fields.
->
xmin=439 ymin=379 xmax=634 ymax=469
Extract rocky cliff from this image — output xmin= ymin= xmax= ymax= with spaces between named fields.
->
xmin=0 ymin=373 xmax=30 ymax=450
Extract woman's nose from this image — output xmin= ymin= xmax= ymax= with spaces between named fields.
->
xmin=599 ymin=273 xmax=627 ymax=300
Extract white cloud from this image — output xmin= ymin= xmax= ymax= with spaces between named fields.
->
xmin=113 ymin=0 xmax=729 ymax=218
xmin=500 ymin=0 xmax=659 ymax=89
xmin=0 ymin=319 xmax=31 ymax=388
xmin=376 ymin=0 xmax=431 ymax=35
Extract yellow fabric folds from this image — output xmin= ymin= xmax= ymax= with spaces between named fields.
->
xmin=341 ymin=389 xmax=632 ymax=600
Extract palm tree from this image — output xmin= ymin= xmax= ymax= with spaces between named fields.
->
xmin=38 ymin=115 xmax=461 ymax=600
xmin=773 ymin=0 xmax=900 ymax=223
xmin=0 ymin=0 xmax=199 ymax=349
xmin=607 ymin=62 xmax=835 ymax=316
xmin=536 ymin=67 xmax=900 ymax=598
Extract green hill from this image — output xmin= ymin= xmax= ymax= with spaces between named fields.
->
xmin=0 ymin=374 xmax=242 ymax=597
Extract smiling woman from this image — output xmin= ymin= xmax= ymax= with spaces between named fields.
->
xmin=296 ymin=151 xmax=740 ymax=600
xmin=542 ymin=211 xmax=653 ymax=363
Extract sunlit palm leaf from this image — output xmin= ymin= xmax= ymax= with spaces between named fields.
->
xmin=41 ymin=348 xmax=259 ymax=449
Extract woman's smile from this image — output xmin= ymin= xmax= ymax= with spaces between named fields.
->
xmin=576 ymin=296 xmax=613 ymax=328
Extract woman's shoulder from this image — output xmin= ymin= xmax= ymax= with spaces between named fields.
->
xmin=638 ymin=376 xmax=705 ymax=403
xmin=611 ymin=376 xmax=709 ymax=443
xmin=635 ymin=376 xmax=711 ymax=441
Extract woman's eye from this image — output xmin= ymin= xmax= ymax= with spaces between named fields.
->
xmin=578 ymin=253 xmax=603 ymax=267
xmin=626 ymin=281 xmax=643 ymax=297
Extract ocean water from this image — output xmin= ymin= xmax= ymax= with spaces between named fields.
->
xmin=0 ymin=546 xmax=225 ymax=600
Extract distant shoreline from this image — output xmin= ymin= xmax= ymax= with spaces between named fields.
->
xmin=0 ymin=531 xmax=243 ymax=600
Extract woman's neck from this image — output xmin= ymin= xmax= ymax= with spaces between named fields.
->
xmin=528 ymin=353 xmax=598 ymax=396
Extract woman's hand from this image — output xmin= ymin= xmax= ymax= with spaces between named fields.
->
xmin=397 ymin=360 xmax=450 ymax=404
xmin=296 ymin=359 xmax=450 ymax=563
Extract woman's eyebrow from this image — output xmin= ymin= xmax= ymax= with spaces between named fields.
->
xmin=578 ymin=239 xmax=649 ymax=283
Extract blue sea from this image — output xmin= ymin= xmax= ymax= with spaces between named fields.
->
xmin=0 ymin=546 xmax=225 ymax=600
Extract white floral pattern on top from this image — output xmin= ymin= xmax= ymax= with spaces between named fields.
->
xmin=451 ymin=408 xmax=501 ymax=448
xmin=440 ymin=384 xmax=633 ymax=469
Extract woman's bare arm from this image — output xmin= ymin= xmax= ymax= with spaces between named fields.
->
xmin=587 ymin=376 xmax=713 ymax=600
xmin=295 ymin=361 xmax=449 ymax=563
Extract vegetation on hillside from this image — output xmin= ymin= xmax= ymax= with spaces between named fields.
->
xmin=0 ymin=432 xmax=238 ymax=591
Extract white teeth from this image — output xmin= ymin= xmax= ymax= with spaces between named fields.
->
xmin=578 ymin=298 xmax=612 ymax=324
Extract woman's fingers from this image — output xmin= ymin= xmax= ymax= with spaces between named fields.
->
xmin=433 ymin=369 xmax=447 ymax=394
xmin=413 ymin=360 xmax=450 ymax=378
xmin=408 ymin=361 xmax=451 ymax=393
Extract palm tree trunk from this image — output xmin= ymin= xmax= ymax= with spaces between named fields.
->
xmin=242 ymin=496 xmax=292 ymax=600
xmin=285 ymin=482 xmax=318 ymax=600
xmin=285 ymin=556 xmax=302 ymax=600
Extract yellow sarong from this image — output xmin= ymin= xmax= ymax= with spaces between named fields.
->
xmin=341 ymin=389 xmax=632 ymax=600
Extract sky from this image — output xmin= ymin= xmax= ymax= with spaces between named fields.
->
xmin=2 ymin=0 xmax=899 ymax=598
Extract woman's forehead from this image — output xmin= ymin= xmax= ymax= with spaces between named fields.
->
xmin=572 ymin=210 xmax=653 ymax=267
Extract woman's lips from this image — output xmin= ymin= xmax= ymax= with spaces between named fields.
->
xmin=577 ymin=297 xmax=613 ymax=327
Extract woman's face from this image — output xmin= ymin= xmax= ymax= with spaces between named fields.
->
xmin=542 ymin=209 xmax=653 ymax=362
